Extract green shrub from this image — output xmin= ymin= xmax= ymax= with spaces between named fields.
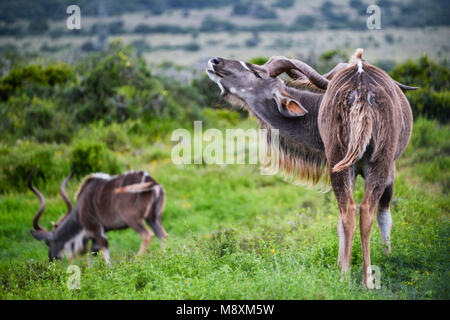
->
xmin=22 ymin=98 xmax=73 ymax=143
xmin=318 ymin=49 xmax=349 ymax=73
xmin=0 ymin=96 xmax=73 ymax=143
xmin=204 ymin=227 xmax=239 ymax=259
xmin=248 ymin=57 xmax=269 ymax=65
xmin=403 ymin=117 xmax=450 ymax=193
xmin=0 ymin=142 xmax=70 ymax=193
xmin=72 ymin=140 xmax=121 ymax=177
xmin=76 ymin=121 xmax=130 ymax=152
xmin=292 ymin=14 xmax=316 ymax=30
xmin=0 ymin=42 xmax=214 ymax=145
xmin=389 ymin=54 xmax=450 ymax=122
xmin=0 ymin=62 xmax=75 ymax=102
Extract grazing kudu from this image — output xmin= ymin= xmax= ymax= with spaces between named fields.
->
xmin=206 ymin=49 xmax=415 ymax=288
xmin=29 ymin=170 xmax=167 ymax=263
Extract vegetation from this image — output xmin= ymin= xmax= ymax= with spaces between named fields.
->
xmin=0 ymin=43 xmax=448 ymax=299
xmin=389 ymin=54 xmax=450 ymax=122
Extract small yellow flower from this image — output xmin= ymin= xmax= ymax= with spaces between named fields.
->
xmin=182 ymin=202 xmax=192 ymax=208
xmin=205 ymin=233 xmax=210 ymax=239
xmin=328 ymin=215 xmax=333 ymax=220
xmin=118 ymin=51 xmax=128 ymax=61
xmin=271 ymin=249 xmax=275 ymax=254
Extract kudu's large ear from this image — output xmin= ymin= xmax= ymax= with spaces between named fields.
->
xmin=273 ymin=89 xmax=308 ymax=118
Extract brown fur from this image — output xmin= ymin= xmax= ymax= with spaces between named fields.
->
xmin=261 ymin=122 xmax=330 ymax=190
xmin=318 ymin=49 xmax=413 ymax=288
xmin=30 ymin=171 xmax=167 ymax=262
xmin=208 ymin=52 xmax=415 ymax=288
xmin=76 ymin=171 xmax=167 ymax=251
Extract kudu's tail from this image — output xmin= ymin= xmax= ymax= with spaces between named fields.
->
xmin=114 ymin=181 xmax=156 ymax=194
xmin=115 ymin=182 xmax=167 ymax=239
xmin=332 ymin=49 xmax=374 ymax=173
xmin=145 ymin=184 xmax=167 ymax=240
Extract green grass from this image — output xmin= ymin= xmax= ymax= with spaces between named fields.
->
xmin=0 ymin=116 xmax=448 ymax=299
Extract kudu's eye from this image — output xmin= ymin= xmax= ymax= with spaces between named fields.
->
xmin=252 ymin=71 xmax=262 ymax=79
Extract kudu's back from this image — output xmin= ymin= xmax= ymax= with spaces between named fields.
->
xmin=318 ymin=52 xmax=413 ymax=173
xmin=77 ymin=171 xmax=165 ymax=230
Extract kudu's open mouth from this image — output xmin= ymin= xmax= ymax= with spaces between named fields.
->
xmin=206 ymin=59 xmax=226 ymax=96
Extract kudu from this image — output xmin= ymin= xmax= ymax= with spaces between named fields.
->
xmin=29 ymin=169 xmax=167 ymax=263
xmin=207 ymin=49 xmax=415 ymax=288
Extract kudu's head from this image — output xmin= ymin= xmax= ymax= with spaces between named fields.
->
xmin=207 ymin=56 xmax=330 ymax=136
xmin=29 ymin=166 xmax=78 ymax=261
xmin=207 ymin=56 xmax=332 ymax=187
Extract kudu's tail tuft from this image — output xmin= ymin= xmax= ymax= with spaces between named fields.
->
xmin=332 ymin=49 xmax=373 ymax=173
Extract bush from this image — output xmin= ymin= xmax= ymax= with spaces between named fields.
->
xmin=76 ymin=121 xmax=130 ymax=152
xmin=81 ymin=41 xmax=96 ymax=52
xmin=200 ymin=16 xmax=236 ymax=32
xmin=272 ymin=0 xmax=294 ymax=8
xmin=0 ymin=42 xmax=212 ymax=145
xmin=292 ymin=14 xmax=316 ymax=30
xmin=389 ymin=54 xmax=450 ymax=122
xmin=0 ymin=62 xmax=75 ymax=102
xmin=68 ymin=41 xmax=201 ymax=125
xmin=182 ymin=42 xmax=200 ymax=52
xmin=318 ymin=49 xmax=348 ymax=73
xmin=248 ymin=57 xmax=269 ymax=65
xmin=72 ymin=140 xmax=121 ymax=177
xmin=23 ymin=98 xmax=73 ymax=143
xmin=0 ymin=95 xmax=73 ymax=143
xmin=0 ymin=142 xmax=70 ymax=193
xmin=27 ymin=19 xmax=49 ymax=35
xmin=232 ymin=2 xmax=251 ymax=15
xmin=252 ymin=4 xmax=277 ymax=19
xmin=403 ymin=117 xmax=450 ymax=193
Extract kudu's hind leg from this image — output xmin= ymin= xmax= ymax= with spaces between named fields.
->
xmin=337 ymin=168 xmax=357 ymax=268
xmin=337 ymin=217 xmax=344 ymax=267
xmin=331 ymin=170 xmax=357 ymax=274
xmin=377 ymin=168 xmax=395 ymax=255
xmin=145 ymin=184 xmax=167 ymax=249
xmin=124 ymin=218 xmax=154 ymax=255
xmin=146 ymin=217 xmax=167 ymax=243
xmin=360 ymin=165 xmax=391 ymax=289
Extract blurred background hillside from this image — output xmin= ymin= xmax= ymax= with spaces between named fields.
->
xmin=0 ymin=0 xmax=449 ymax=73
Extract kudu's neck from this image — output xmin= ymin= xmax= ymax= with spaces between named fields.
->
xmin=53 ymin=205 xmax=83 ymax=241
xmin=285 ymin=87 xmax=325 ymax=151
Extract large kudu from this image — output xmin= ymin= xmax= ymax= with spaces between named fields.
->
xmin=206 ymin=48 xmax=415 ymax=288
